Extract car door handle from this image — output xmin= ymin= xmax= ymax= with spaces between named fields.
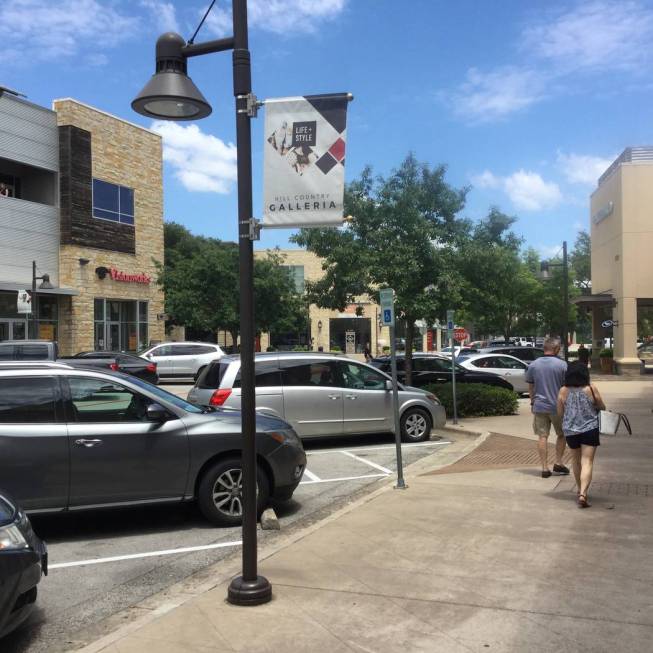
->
xmin=328 ymin=394 xmax=340 ymax=400
xmin=345 ymin=394 xmax=357 ymax=400
xmin=74 ymin=438 xmax=103 ymax=448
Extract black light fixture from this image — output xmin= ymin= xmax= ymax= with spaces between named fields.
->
xmin=317 ymin=320 xmax=323 ymax=329
xmin=132 ymin=32 xmax=213 ymax=120
xmin=132 ymin=1 xmax=270 ymax=607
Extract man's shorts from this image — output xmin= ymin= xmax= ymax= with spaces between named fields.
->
xmin=533 ymin=412 xmax=564 ymax=437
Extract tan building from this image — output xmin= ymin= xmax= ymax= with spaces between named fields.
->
xmin=586 ymin=147 xmax=653 ymax=374
xmin=258 ymin=249 xmax=442 ymax=356
xmin=0 ymin=89 xmax=164 ymax=355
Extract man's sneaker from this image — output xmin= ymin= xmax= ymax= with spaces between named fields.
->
xmin=553 ymin=464 xmax=570 ymax=475
xmin=542 ymin=470 xmax=552 ymax=478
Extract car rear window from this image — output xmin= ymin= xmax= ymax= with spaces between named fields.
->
xmin=197 ymin=361 xmax=231 ymax=388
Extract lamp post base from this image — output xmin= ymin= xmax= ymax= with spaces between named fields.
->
xmin=227 ymin=575 xmax=272 ymax=606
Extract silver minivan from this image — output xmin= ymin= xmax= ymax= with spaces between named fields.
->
xmin=188 ymin=353 xmax=446 ymax=442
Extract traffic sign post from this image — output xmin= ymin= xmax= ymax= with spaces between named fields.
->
xmin=379 ymin=288 xmax=406 ymax=490
xmin=446 ymin=309 xmax=458 ymax=424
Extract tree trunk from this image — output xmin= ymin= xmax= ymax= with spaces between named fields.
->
xmin=405 ymin=320 xmax=415 ymax=386
xmin=230 ymin=330 xmax=239 ymax=354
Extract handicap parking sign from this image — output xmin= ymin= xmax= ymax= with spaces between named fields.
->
xmin=383 ymin=309 xmax=392 ymax=323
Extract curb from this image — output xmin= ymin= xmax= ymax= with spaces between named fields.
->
xmin=68 ymin=429 xmax=487 ymax=653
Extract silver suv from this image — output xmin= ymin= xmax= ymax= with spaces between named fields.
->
xmin=0 ymin=362 xmax=305 ymax=526
xmin=188 ymin=353 xmax=446 ymax=442
xmin=139 ymin=341 xmax=225 ymax=380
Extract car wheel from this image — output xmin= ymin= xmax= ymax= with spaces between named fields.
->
xmin=197 ymin=457 xmax=270 ymax=527
xmin=194 ymin=366 xmax=206 ymax=382
xmin=400 ymin=408 xmax=432 ymax=442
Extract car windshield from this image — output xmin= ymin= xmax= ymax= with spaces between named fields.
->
xmin=125 ymin=375 xmax=205 ymax=413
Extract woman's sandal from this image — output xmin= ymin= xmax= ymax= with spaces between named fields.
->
xmin=577 ymin=494 xmax=590 ymax=508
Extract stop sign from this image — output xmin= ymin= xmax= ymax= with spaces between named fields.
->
xmin=453 ymin=328 xmax=468 ymax=342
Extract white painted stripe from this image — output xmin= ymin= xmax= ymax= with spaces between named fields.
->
xmin=49 ymin=540 xmax=242 ymax=570
xmin=306 ymin=441 xmax=452 ymax=456
xmin=299 ymin=472 xmax=388 ymax=485
xmin=302 ymin=468 xmax=321 ymax=482
xmin=341 ymin=451 xmax=393 ymax=474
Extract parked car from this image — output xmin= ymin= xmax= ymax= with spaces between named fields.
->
xmin=638 ymin=343 xmax=653 ymax=370
xmin=0 ymin=340 xmax=117 ymax=371
xmin=73 ymin=351 xmax=158 ymax=384
xmin=188 ymin=352 xmax=446 ymax=442
xmin=0 ymin=363 xmax=305 ymax=526
xmin=371 ymin=353 xmax=514 ymax=391
xmin=0 ymin=491 xmax=47 ymax=639
xmin=456 ymin=353 xmax=529 ymax=393
xmin=476 ymin=346 xmax=545 ymax=363
xmin=439 ymin=346 xmax=479 ymax=357
xmin=138 ymin=342 xmax=225 ymax=381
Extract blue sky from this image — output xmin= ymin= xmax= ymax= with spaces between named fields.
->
xmin=2 ymin=0 xmax=651 ymax=256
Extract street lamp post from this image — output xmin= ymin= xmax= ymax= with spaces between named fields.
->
xmin=540 ymin=241 xmax=569 ymax=362
xmin=31 ymin=260 xmax=53 ymax=339
xmin=132 ymin=0 xmax=271 ymax=606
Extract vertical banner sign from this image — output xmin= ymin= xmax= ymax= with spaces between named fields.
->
xmin=263 ymin=93 xmax=350 ymax=228
xmin=17 ymin=290 xmax=31 ymax=314
xmin=379 ymin=288 xmax=395 ymax=327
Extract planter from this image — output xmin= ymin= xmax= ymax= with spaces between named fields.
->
xmin=600 ymin=357 xmax=613 ymax=374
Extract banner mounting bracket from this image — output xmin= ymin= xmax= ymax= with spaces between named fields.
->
xmin=237 ymin=93 xmax=262 ymax=118
xmin=240 ymin=218 xmax=261 ymax=240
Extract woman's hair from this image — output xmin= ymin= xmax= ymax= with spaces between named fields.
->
xmin=565 ymin=360 xmax=590 ymax=387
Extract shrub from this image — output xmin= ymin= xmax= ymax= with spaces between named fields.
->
xmin=382 ymin=346 xmax=390 ymax=353
xmin=292 ymin=345 xmax=309 ymax=352
xmin=599 ymin=348 xmax=613 ymax=358
xmin=266 ymin=346 xmax=277 ymax=352
xmin=331 ymin=345 xmax=342 ymax=352
xmin=424 ymin=382 xmax=518 ymax=418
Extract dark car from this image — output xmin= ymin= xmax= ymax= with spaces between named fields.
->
xmin=0 ymin=364 xmax=306 ymax=526
xmin=74 ymin=351 xmax=159 ymax=384
xmin=370 ymin=354 xmax=514 ymax=390
xmin=0 ymin=491 xmax=47 ymax=639
xmin=476 ymin=346 xmax=545 ymax=363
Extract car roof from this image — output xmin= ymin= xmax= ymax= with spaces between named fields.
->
xmin=460 ymin=353 xmax=525 ymax=361
xmin=217 ymin=352 xmax=365 ymax=366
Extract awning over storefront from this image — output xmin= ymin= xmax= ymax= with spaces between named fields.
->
xmin=572 ymin=293 xmax=614 ymax=309
xmin=0 ymin=281 xmax=79 ymax=296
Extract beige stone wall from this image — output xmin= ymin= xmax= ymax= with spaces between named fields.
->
xmin=53 ymin=100 xmax=164 ymax=354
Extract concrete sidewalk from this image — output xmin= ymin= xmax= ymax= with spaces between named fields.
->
xmin=73 ymin=381 xmax=653 ymax=653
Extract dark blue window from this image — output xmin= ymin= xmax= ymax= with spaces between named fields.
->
xmin=92 ymin=179 xmax=135 ymax=225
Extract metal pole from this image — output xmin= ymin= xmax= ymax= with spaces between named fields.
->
xmin=31 ymin=260 xmax=37 ymax=339
xmin=389 ymin=323 xmax=406 ymax=489
xmin=227 ymin=0 xmax=271 ymax=606
xmin=563 ymin=240 xmax=569 ymax=362
xmin=450 ymin=335 xmax=458 ymax=424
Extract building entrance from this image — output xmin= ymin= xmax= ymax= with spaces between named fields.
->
xmin=0 ymin=319 xmax=27 ymax=341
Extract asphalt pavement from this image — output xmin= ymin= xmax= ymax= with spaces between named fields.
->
xmin=2 ymin=381 xmax=456 ymax=653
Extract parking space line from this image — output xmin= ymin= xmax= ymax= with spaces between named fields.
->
xmin=306 ymin=441 xmax=452 ymax=456
xmin=340 ymin=451 xmax=393 ymax=474
xmin=302 ymin=468 xmax=322 ymax=482
xmin=300 ymin=472 xmax=388 ymax=485
xmin=49 ymin=540 xmax=242 ymax=570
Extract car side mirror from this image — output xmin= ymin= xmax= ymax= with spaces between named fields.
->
xmin=146 ymin=403 xmax=168 ymax=422
xmin=384 ymin=379 xmax=393 ymax=391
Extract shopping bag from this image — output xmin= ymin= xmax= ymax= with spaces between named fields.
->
xmin=598 ymin=411 xmax=632 ymax=435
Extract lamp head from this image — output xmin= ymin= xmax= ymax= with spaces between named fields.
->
xmin=38 ymin=274 xmax=54 ymax=290
xmin=131 ymin=32 xmax=212 ymax=120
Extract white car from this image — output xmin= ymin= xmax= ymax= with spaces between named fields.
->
xmin=457 ymin=353 xmax=529 ymax=393
xmin=139 ymin=341 xmax=225 ymax=381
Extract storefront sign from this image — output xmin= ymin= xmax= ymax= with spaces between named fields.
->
xmin=263 ymin=93 xmax=350 ymax=228
xmin=16 ymin=290 xmax=31 ymax=314
xmin=105 ymin=268 xmax=151 ymax=284
xmin=592 ymin=201 xmax=614 ymax=225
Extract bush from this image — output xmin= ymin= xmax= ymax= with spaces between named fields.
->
xmin=331 ymin=345 xmax=342 ymax=352
xmin=599 ymin=348 xmax=613 ymax=358
xmin=292 ymin=345 xmax=309 ymax=351
xmin=382 ymin=346 xmax=390 ymax=353
xmin=266 ymin=346 xmax=277 ymax=352
xmin=424 ymin=383 xmax=518 ymax=418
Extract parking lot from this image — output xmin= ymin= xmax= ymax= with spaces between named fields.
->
xmin=3 ymin=382 xmax=453 ymax=653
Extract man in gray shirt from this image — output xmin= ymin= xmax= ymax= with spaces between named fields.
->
xmin=525 ymin=337 xmax=569 ymax=478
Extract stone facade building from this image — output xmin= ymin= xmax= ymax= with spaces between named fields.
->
xmin=0 ymin=89 xmax=164 ymax=354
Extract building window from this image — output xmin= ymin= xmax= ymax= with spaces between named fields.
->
xmin=281 ymin=265 xmax=305 ymax=294
xmin=92 ymin=178 xmax=135 ymax=225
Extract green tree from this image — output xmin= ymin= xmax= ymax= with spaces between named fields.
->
xmin=570 ymin=230 xmax=591 ymax=292
xmin=292 ymin=153 xmax=468 ymax=383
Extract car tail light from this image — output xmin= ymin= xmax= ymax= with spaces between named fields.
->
xmin=146 ymin=363 xmax=156 ymax=373
xmin=209 ymin=388 xmax=232 ymax=406
xmin=110 ymin=362 xmax=119 ymax=371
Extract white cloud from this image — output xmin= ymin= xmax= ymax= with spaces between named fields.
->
xmin=556 ymin=151 xmax=614 ymax=186
xmin=140 ymin=0 xmax=179 ymax=33
xmin=150 ymin=121 xmax=237 ymax=194
xmin=472 ymin=169 xmax=562 ymax=211
xmin=445 ymin=66 xmax=547 ymax=123
xmin=0 ymin=0 xmax=137 ymax=64
xmin=522 ymin=1 xmax=653 ymax=73
xmin=206 ymin=0 xmax=347 ymax=36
